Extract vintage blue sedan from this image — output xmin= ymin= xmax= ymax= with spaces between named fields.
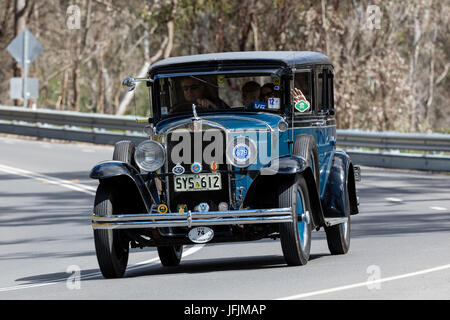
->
xmin=90 ymin=51 xmax=360 ymax=278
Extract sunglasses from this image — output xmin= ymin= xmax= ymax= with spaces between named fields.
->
xmin=182 ymin=84 xmax=202 ymax=91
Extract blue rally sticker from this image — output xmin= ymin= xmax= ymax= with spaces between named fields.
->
xmin=234 ymin=144 xmax=250 ymax=161
xmin=172 ymin=164 xmax=185 ymax=175
xmin=253 ymin=101 xmax=267 ymax=110
xmin=191 ymin=162 xmax=202 ymax=173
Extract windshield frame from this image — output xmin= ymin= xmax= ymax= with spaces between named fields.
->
xmin=152 ymin=68 xmax=287 ymax=122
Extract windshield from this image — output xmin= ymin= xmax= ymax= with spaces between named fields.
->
xmin=156 ymin=72 xmax=283 ymax=117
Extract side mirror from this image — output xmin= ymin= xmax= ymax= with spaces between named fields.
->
xmin=122 ymin=77 xmax=136 ymax=91
xmin=122 ymin=77 xmax=154 ymax=91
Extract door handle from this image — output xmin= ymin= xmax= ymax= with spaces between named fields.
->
xmin=312 ymin=120 xmax=326 ymax=126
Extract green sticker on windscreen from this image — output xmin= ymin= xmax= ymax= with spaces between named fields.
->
xmin=295 ymin=100 xmax=310 ymax=113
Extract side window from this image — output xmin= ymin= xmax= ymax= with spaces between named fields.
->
xmin=317 ymin=67 xmax=334 ymax=114
xmin=292 ymin=70 xmax=312 ymax=115
xmin=317 ymin=69 xmax=327 ymax=113
xmin=327 ymin=69 xmax=335 ymax=114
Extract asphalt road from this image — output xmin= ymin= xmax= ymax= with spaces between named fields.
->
xmin=0 ymin=136 xmax=449 ymax=300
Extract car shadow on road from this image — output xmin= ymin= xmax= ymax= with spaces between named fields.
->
xmin=125 ymin=253 xmax=328 ymax=279
xmin=14 ymin=253 xmax=330 ymax=285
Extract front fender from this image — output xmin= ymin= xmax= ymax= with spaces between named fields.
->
xmin=242 ymin=155 xmax=325 ymax=229
xmin=90 ymin=161 xmax=157 ymax=213
xmin=321 ymin=151 xmax=359 ymax=218
xmin=259 ymin=155 xmax=307 ymax=175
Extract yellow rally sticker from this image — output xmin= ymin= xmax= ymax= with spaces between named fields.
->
xmin=157 ymin=204 xmax=168 ymax=214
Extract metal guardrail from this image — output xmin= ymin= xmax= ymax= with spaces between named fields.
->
xmin=0 ymin=105 xmax=148 ymax=145
xmin=336 ymin=129 xmax=450 ymax=172
xmin=0 ymin=105 xmax=449 ymax=171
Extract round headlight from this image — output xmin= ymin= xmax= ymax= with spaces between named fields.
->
xmin=277 ymin=119 xmax=288 ymax=132
xmin=135 ymin=140 xmax=165 ymax=172
xmin=226 ymin=136 xmax=257 ymax=168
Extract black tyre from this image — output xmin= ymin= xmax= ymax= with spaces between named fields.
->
xmin=279 ymin=175 xmax=312 ymax=266
xmin=157 ymin=245 xmax=183 ymax=267
xmin=113 ymin=140 xmax=136 ymax=167
xmin=325 ymin=191 xmax=351 ymax=255
xmin=293 ymin=135 xmax=320 ymax=192
xmin=93 ymin=184 xmax=130 ymax=278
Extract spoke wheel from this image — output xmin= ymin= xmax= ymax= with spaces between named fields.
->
xmin=279 ymin=175 xmax=312 ymax=266
xmin=93 ymin=184 xmax=129 ymax=278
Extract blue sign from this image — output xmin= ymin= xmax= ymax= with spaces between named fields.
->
xmin=234 ymin=145 xmax=249 ymax=161
xmin=172 ymin=164 xmax=185 ymax=175
xmin=253 ymin=101 xmax=267 ymax=110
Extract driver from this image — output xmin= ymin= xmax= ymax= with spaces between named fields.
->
xmin=180 ymin=78 xmax=218 ymax=110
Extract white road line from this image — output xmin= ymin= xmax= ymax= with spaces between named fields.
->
xmin=0 ymin=245 xmax=204 ymax=293
xmin=0 ymin=164 xmax=96 ymax=195
xmin=430 ymin=206 xmax=447 ymax=211
xmin=385 ymin=197 xmax=403 ymax=203
xmin=278 ymin=263 xmax=450 ymax=300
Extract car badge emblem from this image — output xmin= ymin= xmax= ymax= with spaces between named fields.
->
xmin=157 ymin=204 xmax=168 ymax=214
xmin=197 ymin=202 xmax=210 ymax=212
xmin=191 ymin=162 xmax=202 ymax=174
xmin=210 ymin=161 xmax=218 ymax=173
xmin=177 ymin=204 xmax=187 ymax=213
xmin=295 ymin=100 xmax=310 ymax=113
xmin=234 ymin=144 xmax=250 ymax=161
xmin=172 ymin=164 xmax=185 ymax=175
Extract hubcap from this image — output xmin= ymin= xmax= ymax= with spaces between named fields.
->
xmin=296 ymin=188 xmax=309 ymax=250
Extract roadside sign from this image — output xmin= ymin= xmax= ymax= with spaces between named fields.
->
xmin=7 ymin=28 xmax=42 ymax=67
xmin=10 ymin=78 xmax=39 ymax=100
xmin=6 ymin=28 xmax=42 ymax=106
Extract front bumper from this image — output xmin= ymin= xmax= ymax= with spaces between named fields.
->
xmin=92 ymin=208 xmax=293 ymax=230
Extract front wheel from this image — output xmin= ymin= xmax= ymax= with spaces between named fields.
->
xmin=157 ymin=245 xmax=183 ymax=267
xmin=279 ymin=175 xmax=312 ymax=266
xmin=93 ymin=184 xmax=129 ymax=278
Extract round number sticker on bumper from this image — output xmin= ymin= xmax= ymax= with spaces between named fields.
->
xmin=188 ymin=227 xmax=214 ymax=244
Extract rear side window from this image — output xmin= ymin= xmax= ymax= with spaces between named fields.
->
xmin=317 ymin=67 xmax=334 ymax=114
xmin=292 ymin=70 xmax=312 ymax=115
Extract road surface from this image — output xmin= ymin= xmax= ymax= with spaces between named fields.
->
xmin=0 ymin=136 xmax=449 ymax=300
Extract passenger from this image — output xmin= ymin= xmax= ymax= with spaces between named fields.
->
xmin=241 ymin=81 xmax=261 ymax=108
xmin=291 ymin=87 xmax=308 ymax=104
xmin=260 ymin=83 xmax=279 ymax=103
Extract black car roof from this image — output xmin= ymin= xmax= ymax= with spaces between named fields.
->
xmin=149 ymin=51 xmax=331 ymax=72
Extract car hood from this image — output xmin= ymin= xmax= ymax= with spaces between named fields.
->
xmin=155 ymin=112 xmax=283 ymax=134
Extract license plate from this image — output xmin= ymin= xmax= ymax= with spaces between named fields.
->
xmin=188 ymin=227 xmax=214 ymax=243
xmin=174 ymin=173 xmax=222 ymax=192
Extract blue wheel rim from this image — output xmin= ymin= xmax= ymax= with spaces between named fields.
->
xmin=296 ymin=188 xmax=309 ymax=250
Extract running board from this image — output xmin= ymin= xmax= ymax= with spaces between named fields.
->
xmin=324 ymin=217 xmax=348 ymax=227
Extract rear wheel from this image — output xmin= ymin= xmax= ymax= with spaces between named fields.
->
xmin=325 ymin=191 xmax=351 ymax=255
xmin=279 ymin=175 xmax=312 ymax=266
xmin=93 ymin=184 xmax=130 ymax=278
xmin=157 ymin=245 xmax=183 ymax=267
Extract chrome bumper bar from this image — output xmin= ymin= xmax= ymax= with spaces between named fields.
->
xmin=92 ymin=208 xmax=293 ymax=230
